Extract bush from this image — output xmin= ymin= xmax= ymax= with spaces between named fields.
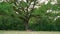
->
xmin=29 ymin=17 xmax=57 ymax=31
xmin=54 ymin=18 xmax=60 ymax=31
xmin=0 ymin=16 xmax=25 ymax=30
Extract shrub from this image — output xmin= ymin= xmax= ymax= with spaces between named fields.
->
xmin=0 ymin=16 xmax=25 ymax=30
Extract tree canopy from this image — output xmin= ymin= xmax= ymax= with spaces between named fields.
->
xmin=0 ymin=0 xmax=60 ymax=31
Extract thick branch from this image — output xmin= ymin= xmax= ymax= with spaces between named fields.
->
xmin=30 ymin=0 xmax=36 ymax=13
xmin=28 ymin=0 xmax=37 ymax=19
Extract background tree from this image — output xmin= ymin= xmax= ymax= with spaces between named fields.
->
xmin=0 ymin=0 xmax=60 ymax=31
xmin=7 ymin=0 xmax=41 ymax=30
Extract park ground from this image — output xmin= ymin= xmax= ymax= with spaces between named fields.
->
xmin=0 ymin=31 xmax=60 ymax=34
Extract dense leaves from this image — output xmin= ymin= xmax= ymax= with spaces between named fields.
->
xmin=0 ymin=0 xmax=60 ymax=31
xmin=0 ymin=2 xmax=25 ymax=30
xmin=0 ymin=16 xmax=25 ymax=30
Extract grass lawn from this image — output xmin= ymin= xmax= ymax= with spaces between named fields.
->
xmin=0 ymin=31 xmax=60 ymax=34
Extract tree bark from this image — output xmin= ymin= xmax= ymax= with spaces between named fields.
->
xmin=25 ymin=20 xmax=29 ymax=31
xmin=24 ymin=15 xmax=30 ymax=30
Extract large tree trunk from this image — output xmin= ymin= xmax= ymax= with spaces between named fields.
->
xmin=24 ymin=15 xmax=30 ymax=31
xmin=25 ymin=20 xmax=29 ymax=31
xmin=24 ymin=16 xmax=30 ymax=31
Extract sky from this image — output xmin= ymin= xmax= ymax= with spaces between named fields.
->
xmin=0 ymin=0 xmax=57 ymax=4
xmin=21 ymin=0 xmax=57 ymax=4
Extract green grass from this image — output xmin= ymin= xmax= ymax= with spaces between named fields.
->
xmin=0 ymin=31 xmax=60 ymax=34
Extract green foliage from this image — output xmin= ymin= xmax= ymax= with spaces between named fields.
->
xmin=29 ymin=16 xmax=58 ymax=31
xmin=0 ymin=0 xmax=60 ymax=31
xmin=0 ymin=2 xmax=13 ymax=16
xmin=57 ymin=0 xmax=60 ymax=4
xmin=0 ymin=16 xmax=25 ymax=30
xmin=29 ymin=1 xmax=60 ymax=31
xmin=54 ymin=18 xmax=60 ymax=31
xmin=0 ymin=2 xmax=25 ymax=30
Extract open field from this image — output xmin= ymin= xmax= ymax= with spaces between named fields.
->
xmin=0 ymin=31 xmax=60 ymax=34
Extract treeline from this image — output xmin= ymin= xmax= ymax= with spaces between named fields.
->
xmin=0 ymin=0 xmax=60 ymax=31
